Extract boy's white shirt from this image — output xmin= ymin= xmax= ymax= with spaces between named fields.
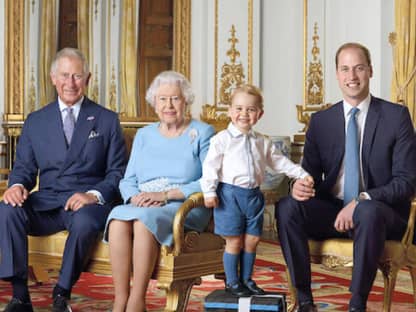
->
xmin=201 ymin=122 xmax=309 ymax=198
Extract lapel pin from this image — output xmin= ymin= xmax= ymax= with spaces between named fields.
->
xmin=87 ymin=116 xmax=95 ymax=121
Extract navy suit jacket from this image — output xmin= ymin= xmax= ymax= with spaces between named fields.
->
xmin=303 ymin=96 xmax=416 ymax=220
xmin=8 ymin=97 xmax=127 ymax=211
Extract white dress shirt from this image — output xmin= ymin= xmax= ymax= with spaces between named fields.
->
xmin=201 ymin=123 xmax=309 ymax=198
xmin=58 ymin=97 xmax=83 ymax=122
xmin=332 ymin=94 xmax=371 ymax=201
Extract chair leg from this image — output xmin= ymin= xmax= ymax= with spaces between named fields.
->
xmin=28 ymin=265 xmax=49 ymax=285
xmin=158 ymin=277 xmax=201 ymax=312
xmin=285 ymin=267 xmax=297 ymax=312
xmin=409 ymin=266 xmax=416 ymax=306
xmin=379 ymin=263 xmax=399 ymax=312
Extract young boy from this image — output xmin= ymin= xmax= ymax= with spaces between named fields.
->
xmin=201 ymin=84 xmax=314 ymax=297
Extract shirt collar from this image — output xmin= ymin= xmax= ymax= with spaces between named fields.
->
xmin=227 ymin=122 xmax=257 ymax=138
xmin=58 ymin=96 xmax=84 ymax=117
xmin=342 ymin=93 xmax=371 ymax=118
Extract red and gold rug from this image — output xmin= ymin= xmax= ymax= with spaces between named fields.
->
xmin=0 ymin=241 xmax=414 ymax=311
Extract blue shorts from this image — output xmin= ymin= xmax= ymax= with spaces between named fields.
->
xmin=214 ymin=183 xmax=265 ymax=237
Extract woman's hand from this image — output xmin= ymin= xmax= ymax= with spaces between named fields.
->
xmin=130 ymin=192 xmax=166 ymax=207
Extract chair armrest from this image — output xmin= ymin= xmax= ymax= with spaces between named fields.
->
xmin=171 ymin=192 xmax=205 ymax=256
xmin=401 ymin=199 xmax=416 ymax=246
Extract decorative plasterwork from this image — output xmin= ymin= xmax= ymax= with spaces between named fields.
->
xmin=295 ymin=0 xmax=330 ymax=137
xmin=28 ymin=67 xmax=36 ymax=113
xmin=108 ymin=65 xmax=117 ymax=112
xmin=90 ymin=65 xmax=100 ymax=103
xmin=201 ymin=24 xmax=246 ymax=132
xmin=306 ymin=23 xmax=324 ymax=105
xmin=201 ymin=0 xmax=255 ymax=132
xmin=219 ymin=25 xmax=245 ymax=106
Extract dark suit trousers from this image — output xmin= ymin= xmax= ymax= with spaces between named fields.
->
xmin=0 ymin=201 xmax=111 ymax=290
xmin=275 ymin=196 xmax=407 ymax=300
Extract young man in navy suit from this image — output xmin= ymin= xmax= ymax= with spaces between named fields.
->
xmin=276 ymin=42 xmax=416 ymax=312
xmin=0 ymin=48 xmax=127 ymax=312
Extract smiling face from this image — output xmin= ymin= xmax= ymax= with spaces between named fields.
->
xmin=336 ymin=46 xmax=373 ymax=106
xmin=50 ymin=56 xmax=91 ymax=106
xmin=154 ymin=83 xmax=187 ymax=127
xmin=228 ymin=91 xmax=264 ymax=133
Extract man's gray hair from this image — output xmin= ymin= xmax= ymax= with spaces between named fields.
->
xmin=50 ymin=47 xmax=89 ymax=74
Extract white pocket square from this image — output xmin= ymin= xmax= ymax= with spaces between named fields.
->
xmin=88 ymin=130 xmax=99 ymax=139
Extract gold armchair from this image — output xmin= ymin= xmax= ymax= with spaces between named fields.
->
xmin=286 ymin=201 xmax=416 ymax=312
xmin=28 ymin=192 xmax=225 ymax=312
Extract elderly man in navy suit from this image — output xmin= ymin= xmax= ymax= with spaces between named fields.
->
xmin=276 ymin=42 xmax=416 ymax=312
xmin=0 ymin=48 xmax=127 ymax=312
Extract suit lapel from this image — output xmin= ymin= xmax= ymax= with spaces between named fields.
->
xmin=60 ymin=98 xmax=98 ymax=173
xmin=333 ymin=102 xmax=346 ymax=173
xmin=362 ymin=97 xmax=380 ymax=189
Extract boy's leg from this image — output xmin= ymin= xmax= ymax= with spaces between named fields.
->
xmin=223 ymin=236 xmax=251 ymax=297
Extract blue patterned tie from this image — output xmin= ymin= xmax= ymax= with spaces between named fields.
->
xmin=63 ymin=107 xmax=75 ymax=145
xmin=344 ymin=107 xmax=360 ymax=205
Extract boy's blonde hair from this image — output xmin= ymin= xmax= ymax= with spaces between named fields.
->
xmin=230 ymin=84 xmax=264 ymax=110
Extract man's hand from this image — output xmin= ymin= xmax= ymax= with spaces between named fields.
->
xmin=291 ymin=175 xmax=315 ymax=201
xmin=64 ymin=192 xmax=99 ymax=211
xmin=334 ymin=199 xmax=357 ymax=232
xmin=204 ymin=197 xmax=219 ymax=208
xmin=3 ymin=185 xmax=29 ymax=207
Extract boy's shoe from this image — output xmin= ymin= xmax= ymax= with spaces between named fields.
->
xmin=243 ymin=279 xmax=265 ymax=295
xmin=225 ymin=281 xmax=251 ymax=297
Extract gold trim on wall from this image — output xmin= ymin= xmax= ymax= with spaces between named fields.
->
xmin=119 ymin=0 xmax=138 ymax=117
xmin=295 ymin=0 xmax=330 ymax=139
xmin=39 ymin=0 xmax=57 ymax=108
xmin=214 ymin=0 xmax=219 ymax=104
xmin=4 ymin=1 xmax=25 ymax=121
xmin=173 ymin=0 xmax=191 ymax=78
xmin=78 ymin=0 xmax=90 ymax=67
xmin=248 ymin=0 xmax=253 ymax=84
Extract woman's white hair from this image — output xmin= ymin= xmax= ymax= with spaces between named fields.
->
xmin=145 ymin=70 xmax=195 ymax=107
xmin=50 ymin=47 xmax=89 ymax=74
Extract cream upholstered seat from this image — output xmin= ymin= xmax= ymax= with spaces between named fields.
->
xmin=285 ymin=201 xmax=416 ymax=312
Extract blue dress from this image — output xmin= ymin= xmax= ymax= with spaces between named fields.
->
xmin=103 ymin=119 xmax=215 ymax=246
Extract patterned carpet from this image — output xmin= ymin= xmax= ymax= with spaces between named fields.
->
xmin=0 ymin=240 xmax=415 ymax=311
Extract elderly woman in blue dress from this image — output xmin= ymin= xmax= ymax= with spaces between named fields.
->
xmin=104 ymin=71 xmax=215 ymax=312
